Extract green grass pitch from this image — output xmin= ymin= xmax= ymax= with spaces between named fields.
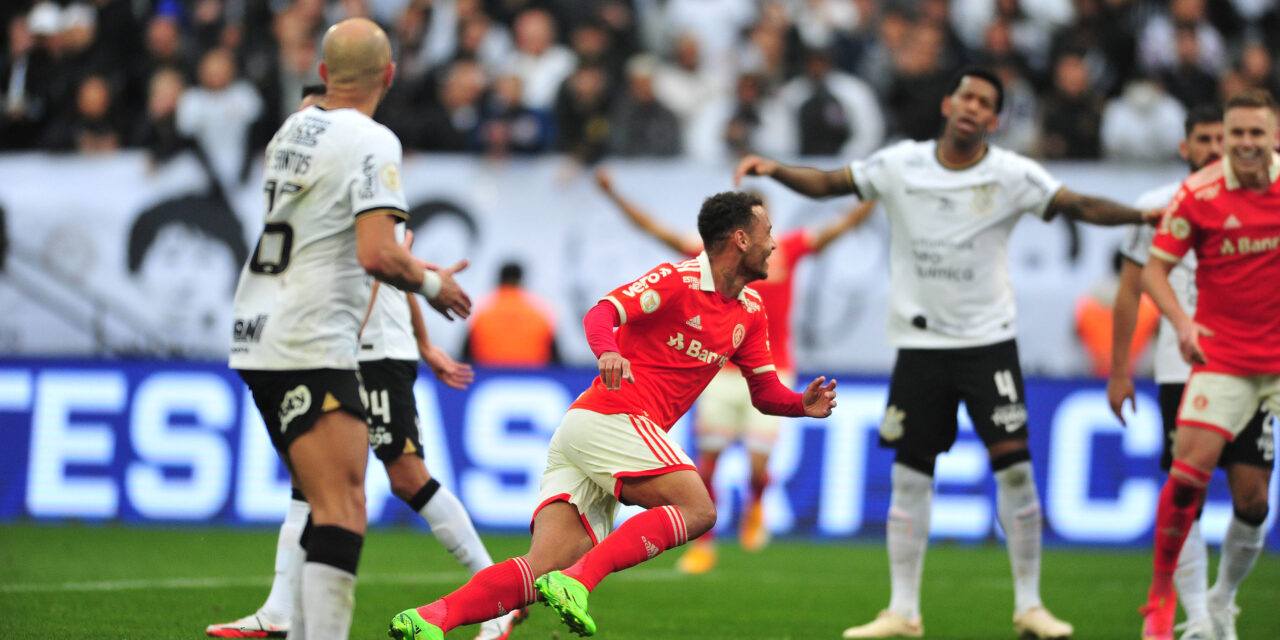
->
xmin=2 ymin=523 xmax=1276 ymax=639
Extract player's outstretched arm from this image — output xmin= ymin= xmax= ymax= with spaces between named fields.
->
xmin=809 ymin=200 xmax=877 ymax=252
xmin=801 ymin=376 xmax=837 ymax=418
xmin=1046 ymin=189 xmax=1163 ymax=226
xmin=406 ymin=291 xmax=474 ymax=390
xmin=1142 ymin=256 xmax=1210 ymax=366
xmin=1107 ymin=259 xmax=1144 ymax=424
xmin=595 ymin=167 xmax=702 ymax=256
xmin=733 ymin=154 xmax=858 ymax=199
xmin=355 ymin=213 xmax=472 ymax=320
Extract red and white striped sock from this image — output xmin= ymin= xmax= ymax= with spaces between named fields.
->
xmin=417 ymin=557 xmax=536 ymax=633
xmin=564 ymin=506 xmax=688 ymax=591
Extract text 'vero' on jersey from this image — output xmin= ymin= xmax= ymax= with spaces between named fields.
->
xmin=570 ymin=252 xmax=777 ymax=430
xmin=230 ymin=106 xmax=409 ymax=371
xmin=848 ymin=140 xmax=1062 ymax=349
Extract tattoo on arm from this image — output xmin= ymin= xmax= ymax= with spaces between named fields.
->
xmin=1049 ymin=189 xmax=1143 ymax=226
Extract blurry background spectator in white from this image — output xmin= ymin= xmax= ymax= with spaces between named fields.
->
xmin=662 ymin=0 xmax=756 ymax=95
xmin=778 ymin=46 xmax=883 ymax=159
xmin=737 ymin=4 xmax=794 ymax=92
xmin=687 ymin=72 xmax=791 ymax=163
xmin=987 ymin=57 xmax=1039 ymax=156
xmin=1 ymin=12 xmax=49 ymax=150
xmin=508 ymin=8 xmax=575 ymax=110
xmin=952 ymin=0 xmax=1075 ymax=77
xmin=176 ymin=47 xmax=262 ymax=191
xmin=608 ymin=54 xmax=682 ymax=158
xmin=854 ymin=6 xmax=910 ymax=96
xmin=1039 ymin=50 xmax=1103 ymax=159
xmin=1160 ymin=23 xmax=1219 ymax=110
xmin=792 ymin=0 xmax=859 ymax=55
xmin=1100 ymin=76 xmax=1185 ymax=163
xmin=1138 ymin=0 xmax=1225 ymax=77
xmin=652 ymin=32 xmax=719 ymax=130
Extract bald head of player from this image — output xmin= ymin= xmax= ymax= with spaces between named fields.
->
xmin=318 ymin=18 xmax=395 ymax=115
xmin=697 ymin=191 xmax=775 ymax=296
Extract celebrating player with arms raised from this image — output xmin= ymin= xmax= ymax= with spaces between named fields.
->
xmin=388 ymin=191 xmax=837 ymax=639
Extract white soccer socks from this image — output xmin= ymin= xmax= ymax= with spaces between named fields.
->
xmin=1175 ymin=520 xmax=1210 ymax=624
xmin=298 ymin=525 xmax=362 ymax=640
xmin=1209 ymin=514 xmax=1266 ymax=605
xmin=887 ymin=463 xmax=933 ymax=622
xmin=994 ymin=460 xmax=1042 ymax=615
xmin=411 ymin=478 xmax=495 ymax=575
xmin=261 ymin=496 xmax=309 ymax=623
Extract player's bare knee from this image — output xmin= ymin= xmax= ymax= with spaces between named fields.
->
xmin=1233 ymin=495 xmax=1269 ymax=526
xmin=678 ymin=502 xmax=717 ymax=539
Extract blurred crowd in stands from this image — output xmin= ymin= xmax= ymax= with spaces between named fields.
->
xmin=3 ymin=0 xmax=1280 ymax=186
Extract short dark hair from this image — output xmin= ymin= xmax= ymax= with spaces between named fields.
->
xmin=697 ymin=191 xmax=763 ymax=252
xmin=946 ymin=66 xmax=1004 ymax=113
xmin=1225 ymin=87 xmax=1278 ymax=113
xmin=1184 ymin=103 xmax=1222 ymax=136
xmin=498 ymin=261 xmax=523 ymax=286
xmin=301 ymin=84 xmax=326 ymax=100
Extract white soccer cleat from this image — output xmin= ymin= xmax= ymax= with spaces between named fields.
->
xmin=1206 ymin=592 xmax=1239 ymax=640
xmin=1012 ymin=606 xmax=1073 ymax=639
xmin=473 ymin=610 xmax=519 ymax=640
xmin=205 ymin=611 xmax=288 ymax=638
xmin=841 ymin=609 xmax=923 ymax=638
xmin=1174 ymin=618 xmax=1216 ymax=640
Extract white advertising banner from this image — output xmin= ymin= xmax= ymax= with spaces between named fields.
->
xmin=0 ymin=151 xmax=1184 ymax=374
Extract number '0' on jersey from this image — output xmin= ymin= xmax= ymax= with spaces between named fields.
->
xmin=230 ymin=106 xmax=409 ymax=371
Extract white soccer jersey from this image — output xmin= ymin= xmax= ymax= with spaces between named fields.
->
xmin=359 ymin=223 xmax=419 ymax=362
xmin=230 ymin=106 xmax=408 ymax=371
xmin=1122 ymin=181 xmax=1195 ymax=384
xmin=848 ymin=140 xmax=1062 ymax=348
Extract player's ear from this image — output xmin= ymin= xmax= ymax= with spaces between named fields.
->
xmin=1178 ymin=139 xmax=1190 ymax=161
xmin=385 ymin=61 xmax=396 ymax=88
xmin=318 ymin=62 xmax=328 ymax=84
xmin=940 ymin=92 xmax=952 ymax=118
xmin=986 ymin=114 xmax=999 ymax=132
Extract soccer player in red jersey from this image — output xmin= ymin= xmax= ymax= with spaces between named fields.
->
xmin=594 ymin=167 xmax=873 ymax=572
xmin=388 ymin=191 xmax=838 ymax=640
xmin=1139 ymin=88 xmax=1280 ymax=640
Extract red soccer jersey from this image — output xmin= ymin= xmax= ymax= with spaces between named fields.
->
xmin=1149 ymin=155 xmax=1280 ymax=375
xmin=571 ymin=253 xmax=778 ymax=429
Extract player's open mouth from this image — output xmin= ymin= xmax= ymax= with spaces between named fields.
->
xmin=955 ymin=118 xmax=977 ymax=134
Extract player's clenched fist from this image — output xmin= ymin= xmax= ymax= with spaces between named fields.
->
xmin=801 ymin=376 xmax=837 ymax=418
xmin=598 ymin=351 xmax=634 ymax=390
xmin=733 ymin=155 xmax=778 ymax=186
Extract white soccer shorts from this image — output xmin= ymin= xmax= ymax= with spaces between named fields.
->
xmin=534 ymin=409 xmax=696 ymax=544
xmin=694 ymin=369 xmax=795 ymax=455
xmin=1178 ymin=372 xmax=1280 ymax=440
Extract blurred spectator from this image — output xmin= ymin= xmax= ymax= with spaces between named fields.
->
xmin=570 ymin=20 xmax=623 ymax=87
xmin=176 ymin=48 xmax=263 ymax=189
xmin=777 ymin=46 xmax=884 ymax=158
xmin=1100 ymin=77 xmax=1186 ymax=162
xmin=1138 ymin=0 xmax=1225 ymax=76
xmin=1160 ymin=24 xmax=1219 ymax=109
xmin=687 ymin=72 xmax=791 ymax=163
xmin=42 ymin=74 xmax=122 ymax=152
xmin=884 ymin=22 xmax=952 ymax=141
xmin=128 ymin=68 xmax=190 ymax=163
xmin=1 ymin=13 xmax=50 ymax=150
xmin=252 ymin=10 xmax=320 ymax=148
xmin=608 ymin=54 xmax=681 ymax=158
xmin=652 ymin=32 xmax=719 ymax=127
xmin=1048 ymin=0 xmax=1137 ymax=97
xmin=476 ymin=72 xmax=554 ymax=156
xmin=141 ymin=11 xmax=192 ymax=80
xmin=987 ymin=58 xmax=1039 ymax=156
xmin=90 ymin=0 xmax=144 ymax=106
xmin=412 ymin=59 xmax=487 ymax=151
xmin=792 ymin=0 xmax=859 ymax=54
xmin=1238 ymin=40 xmax=1280 ymax=99
xmin=855 ymin=6 xmax=910 ymax=95
xmin=952 ymin=0 xmax=1075 ymax=75
xmin=738 ymin=13 xmax=793 ymax=90
xmin=507 ymin=8 xmax=575 ymax=110
xmin=553 ymin=64 xmax=612 ymax=163
xmin=413 ymin=0 xmax=512 ymax=78
xmin=1040 ymin=52 xmax=1103 ymax=159
xmin=463 ymin=261 xmax=560 ymax=367
xmin=663 ymin=0 xmax=757 ymax=93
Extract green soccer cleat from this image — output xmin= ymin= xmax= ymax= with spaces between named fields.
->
xmin=534 ymin=571 xmax=597 ymax=637
xmin=388 ymin=609 xmax=443 ymax=640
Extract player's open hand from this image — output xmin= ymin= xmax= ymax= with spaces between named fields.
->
xmin=598 ymin=351 xmax=634 ymax=390
xmin=733 ymin=155 xmax=778 ymax=186
xmin=423 ymin=344 xmax=474 ymax=390
xmin=428 ymin=259 xmax=472 ymax=321
xmin=1106 ymin=374 xmax=1136 ymax=425
xmin=801 ymin=376 xmax=837 ymax=418
xmin=594 ymin=167 xmax=614 ymax=193
xmin=1176 ymin=320 xmax=1212 ymax=366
